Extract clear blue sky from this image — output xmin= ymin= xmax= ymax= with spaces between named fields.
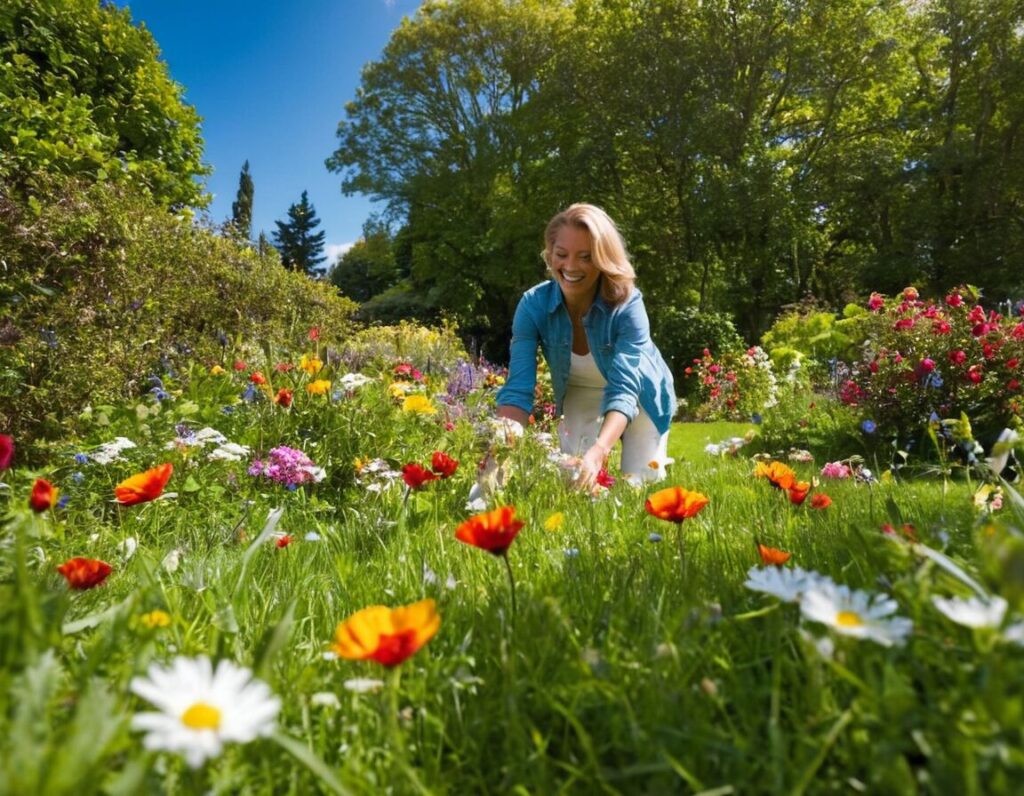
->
xmin=115 ymin=0 xmax=423 ymax=264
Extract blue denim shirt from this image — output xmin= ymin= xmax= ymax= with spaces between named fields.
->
xmin=496 ymin=280 xmax=676 ymax=434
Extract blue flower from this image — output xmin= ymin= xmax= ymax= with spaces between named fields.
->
xmin=221 ymin=405 xmax=235 ymax=415
xmin=241 ymin=383 xmax=259 ymax=403
xmin=150 ymin=387 xmax=170 ymax=401
xmin=861 ymin=419 xmax=877 ymax=434
xmin=72 ymin=471 xmax=85 ymax=484
xmin=648 ymin=533 xmax=663 ymax=543
xmin=564 ymin=547 xmax=580 ymax=559
xmin=57 ymin=495 xmax=71 ymax=509
xmin=73 ymin=452 xmax=89 ymax=465
xmin=751 ymin=413 xmax=763 ymax=425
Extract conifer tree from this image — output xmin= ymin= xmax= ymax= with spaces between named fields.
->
xmin=272 ymin=191 xmax=327 ymax=276
xmin=231 ymin=160 xmax=254 ymax=239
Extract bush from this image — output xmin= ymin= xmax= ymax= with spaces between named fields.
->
xmin=338 ymin=318 xmax=468 ymax=375
xmin=0 ymin=177 xmax=358 ymax=453
xmin=680 ymin=346 xmax=779 ymax=422
xmin=760 ymin=303 xmax=869 ymax=384
xmin=650 ymin=306 xmax=744 ymax=385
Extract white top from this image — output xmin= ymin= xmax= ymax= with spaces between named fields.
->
xmin=568 ymin=351 xmax=608 ymax=389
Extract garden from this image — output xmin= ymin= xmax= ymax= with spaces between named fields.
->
xmin=2 ymin=282 xmax=1024 ymax=794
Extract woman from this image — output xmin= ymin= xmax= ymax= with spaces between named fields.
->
xmin=496 ymin=203 xmax=675 ymax=489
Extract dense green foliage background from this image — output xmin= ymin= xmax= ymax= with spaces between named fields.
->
xmin=328 ymin=0 xmax=1024 ymax=362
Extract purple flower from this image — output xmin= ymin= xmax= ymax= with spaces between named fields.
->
xmin=248 ymin=446 xmax=324 ymax=488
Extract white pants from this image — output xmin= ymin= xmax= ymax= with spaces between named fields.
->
xmin=558 ymin=385 xmax=669 ymax=482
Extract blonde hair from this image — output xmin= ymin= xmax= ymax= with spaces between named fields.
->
xmin=543 ymin=203 xmax=635 ymax=306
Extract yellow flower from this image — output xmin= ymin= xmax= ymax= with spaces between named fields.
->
xmin=209 ymin=365 xmax=226 ymax=376
xmin=299 ymin=353 xmax=323 ymax=375
xmin=544 ymin=512 xmax=564 ymax=532
xmin=402 ymin=394 xmax=436 ymax=415
xmin=353 ymin=457 xmax=366 ymax=474
xmin=140 ymin=609 xmax=172 ymax=629
xmin=388 ymin=381 xmax=412 ymax=399
xmin=307 ymin=379 xmax=332 ymax=395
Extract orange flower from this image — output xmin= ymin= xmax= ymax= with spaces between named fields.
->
xmin=250 ymin=370 xmax=267 ymax=385
xmin=58 ymin=557 xmax=112 ymax=590
xmin=114 ymin=463 xmax=173 ymax=505
xmin=430 ymin=451 xmax=459 ymax=478
xmin=455 ymin=505 xmax=525 ymax=555
xmin=330 ymin=598 xmax=440 ymax=667
xmin=754 ymin=461 xmax=797 ymax=491
xmin=810 ymin=493 xmax=832 ymax=510
xmin=788 ymin=481 xmax=812 ymax=505
xmin=644 ymin=487 xmax=709 ymax=523
xmin=276 ymin=534 xmax=293 ymax=548
xmin=274 ymin=387 xmax=294 ymax=408
xmin=757 ymin=543 xmax=792 ymax=565
xmin=30 ymin=478 xmax=58 ymax=512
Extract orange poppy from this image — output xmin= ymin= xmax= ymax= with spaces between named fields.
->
xmin=788 ymin=481 xmax=812 ymax=505
xmin=644 ymin=487 xmax=710 ymax=523
xmin=30 ymin=478 xmax=58 ymax=512
xmin=58 ymin=557 xmax=112 ymax=590
xmin=810 ymin=493 xmax=832 ymax=509
xmin=430 ymin=451 xmax=459 ymax=478
xmin=757 ymin=543 xmax=792 ymax=565
xmin=114 ymin=463 xmax=173 ymax=505
xmin=455 ymin=505 xmax=525 ymax=555
xmin=754 ymin=461 xmax=797 ymax=491
xmin=274 ymin=387 xmax=293 ymax=407
xmin=331 ymin=598 xmax=440 ymax=667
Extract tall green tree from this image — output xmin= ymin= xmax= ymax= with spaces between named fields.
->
xmin=272 ymin=191 xmax=326 ymax=276
xmin=0 ymin=0 xmax=209 ymax=208
xmin=231 ymin=160 xmax=254 ymax=240
xmin=329 ymin=220 xmax=399 ymax=303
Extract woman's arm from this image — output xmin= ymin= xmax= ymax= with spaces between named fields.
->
xmin=576 ymin=410 xmax=628 ymax=489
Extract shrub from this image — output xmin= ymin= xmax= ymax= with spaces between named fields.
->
xmin=761 ymin=303 xmax=870 ymax=384
xmin=0 ymin=177 xmax=358 ymax=453
xmin=338 ymin=318 xmax=468 ymax=376
xmin=650 ymin=306 xmax=744 ymax=385
xmin=840 ymin=286 xmax=1024 ymax=451
xmin=681 ymin=346 xmax=779 ymax=422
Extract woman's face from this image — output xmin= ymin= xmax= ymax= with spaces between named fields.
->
xmin=551 ymin=225 xmax=599 ymax=305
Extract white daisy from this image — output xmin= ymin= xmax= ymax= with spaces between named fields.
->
xmin=338 ymin=372 xmax=373 ymax=390
xmin=208 ymin=442 xmax=250 ymax=462
xmin=800 ymin=582 xmax=913 ymax=647
xmin=342 ymin=678 xmax=385 ymax=694
xmin=130 ymin=656 xmax=280 ymax=768
xmin=743 ymin=565 xmax=830 ymax=603
xmin=90 ymin=436 xmax=137 ymax=464
xmin=931 ymin=594 xmax=1008 ymax=629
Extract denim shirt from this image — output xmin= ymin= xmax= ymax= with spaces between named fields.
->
xmin=496 ymin=280 xmax=676 ymax=434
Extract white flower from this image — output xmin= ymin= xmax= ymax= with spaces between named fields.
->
xmin=800 ymin=582 xmax=913 ymax=647
xmin=90 ymin=436 xmax=136 ymax=464
xmin=193 ymin=427 xmax=228 ymax=445
xmin=208 ymin=442 xmax=250 ymax=462
xmin=1003 ymin=622 xmax=1024 ymax=646
xmin=130 ymin=656 xmax=280 ymax=768
xmin=310 ymin=692 xmax=341 ymax=709
xmin=931 ymin=594 xmax=1008 ymax=629
xmin=339 ymin=372 xmax=373 ymax=390
xmin=343 ymin=678 xmax=385 ymax=694
xmin=117 ymin=537 xmax=138 ymax=560
xmin=744 ymin=566 xmax=829 ymax=603
xmin=986 ymin=428 xmax=1019 ymax=477
xmin=162 ymin=549 xmax=182 ymax=573
xmin=300 ymin=465 xmax=326 ymax=483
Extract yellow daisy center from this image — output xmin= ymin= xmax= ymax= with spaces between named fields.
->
xmin=181 ymin=702 xmax=222 ymax=730
xmin=836 ymin=610 xmax=864 ymax=627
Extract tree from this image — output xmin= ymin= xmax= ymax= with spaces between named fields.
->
xmin=231 ymin=160 xmax=254 ymax=239
xmin=329 ymin=220 xmax=399 ymax=302
xmin=272 ymin=191 xmax=326 ymax=276
xmin=0 ymin=0 xmax=209 ymax=208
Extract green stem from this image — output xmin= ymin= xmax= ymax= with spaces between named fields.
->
xmin=502 ymin=552 xmax=517 ymax=618
xmin=386 ymin=666 xmax=431 ymax=794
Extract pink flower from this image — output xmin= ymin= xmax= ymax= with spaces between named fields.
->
xmin=918 ymin=358 xmax=936 ymax=374
xmin=821 ymin=461 xmax=852 ymax=479
xmin=868 ymin=292 xmax=885 ymax=312
xmin=931 ymin=320 xmax=951 ymax=335
xmin=902 ymin=287 xmax=919 ymax=301
xmin=949 ymin=350 xmax=967 ymax=366
xmin=967 ymin=365 xmax=984 ymax=384
xmin=893 ymin=318 xmax=914 ymax=331
xmin=945 ymin=292 xmax=963 ymax=307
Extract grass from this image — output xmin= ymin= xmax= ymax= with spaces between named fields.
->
xmin=1 ymin=361 xmax=1022 ymax=795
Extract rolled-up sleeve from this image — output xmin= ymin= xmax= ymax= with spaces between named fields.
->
xmin=495 ymin=296 xmax=540 ymax=415
xmin=600 ymin=297 xmax=648 ymax=422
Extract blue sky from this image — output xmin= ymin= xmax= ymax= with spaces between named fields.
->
xmin=116 ymin=0 xmax=423 ymax=264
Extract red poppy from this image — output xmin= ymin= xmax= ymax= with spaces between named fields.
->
xmin=754 ymin=461 xmax=797 ymax=491
xmin=250 ymin=371 xmax=267 ymax=385
xmin=0 ymin=434 xmax=13 ymax=470
xmin=455 ymin=505 xmax=525 ymax=555
xmin=114 ymin=463 xmax=173 ymax=505
xmin=430 ymin=451 xmax=459 ymax=478
xmin=276 ymin=534 xmax=293 ymax=548
xmin=810 ymin=493 xmax=832 ymax=510
xmin=30 ymin=478 xmax=58 ymax=512
xmin=401 ymin=462 xmax=438 ymax=490
xmin=233 ymin=360 xmax=248 ymax=371
xmin=644 ymin=487 xmax=710 ymax=523
xmin=308 ymin=326 xmax=320 ymax=341
xmin=274 ymin=361 xmax=295 ymax=373
xmin=596 ymin=468 xmax=616 ymax=488
xmin=757 ymin=544 xmax=792 ymax=565
xmin=274 ymin=387 xmax=294 ymax=407
xmin=788 ymin=481 xmax=812 ymax=505
xmin=57 ymin=557 xmax=112 ymax=590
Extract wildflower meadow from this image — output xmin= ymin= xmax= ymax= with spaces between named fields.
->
xmin=3 ymin=294 xmax=1024 ymax=795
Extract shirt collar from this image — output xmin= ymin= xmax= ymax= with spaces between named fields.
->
xmin=545 ymin=277 xmax=608 ymax=316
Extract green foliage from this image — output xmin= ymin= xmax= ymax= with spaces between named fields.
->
xmin=757 ymin=387 xmax=866 ymax=461
xmin=681 ymin=346 xmax=779 ymax=422
xmin=230 ymin=160 xmax=254 ymax=241
xmin=340 ymin=319 xmax=468 ymax=374
xmin=272 ymin=190 xmax=327 ymax=277
xmin=0 ymin=0 xmax=208 ymax=208
xmin=650 ymin=306 xmax=744 ymax=385
xmin=0 ymin=176 xmax=357 ymax=452
xmin=329 ymin=221 xmax=399 ymax=303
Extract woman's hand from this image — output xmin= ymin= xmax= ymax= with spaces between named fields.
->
xmin=574 ymin=443 xmax=609 ymax=491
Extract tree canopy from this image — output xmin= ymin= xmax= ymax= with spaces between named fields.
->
xmin=273 ymin=190 xmax=327 ymax=276
xmin=0 ymin=0 xmax=209 ymax=208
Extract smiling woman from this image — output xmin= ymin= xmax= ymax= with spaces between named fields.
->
xmin=496 ymin=204 xmax=676 ymax=489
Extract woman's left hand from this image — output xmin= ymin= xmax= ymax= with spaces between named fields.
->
xmin=575 ymin=444 xmax=608 ymax=491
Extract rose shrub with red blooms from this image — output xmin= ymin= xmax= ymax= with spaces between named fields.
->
xmin=844 ymin=286 xmax=1024 ymax=447
xmin=58 ymin=557 xmax=112 ymax=589
xmin=683 ymin=347 xmax=778 ymax=421
xmin=401 ymin=462 xmax=438 ymax=490
xmin=430 ymin=451 xmax=459 ymax=478
xmin=0 ymin=434 xmax=13 ymax=469
xmin=30 ymin=478 xmax=58 ymax=512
